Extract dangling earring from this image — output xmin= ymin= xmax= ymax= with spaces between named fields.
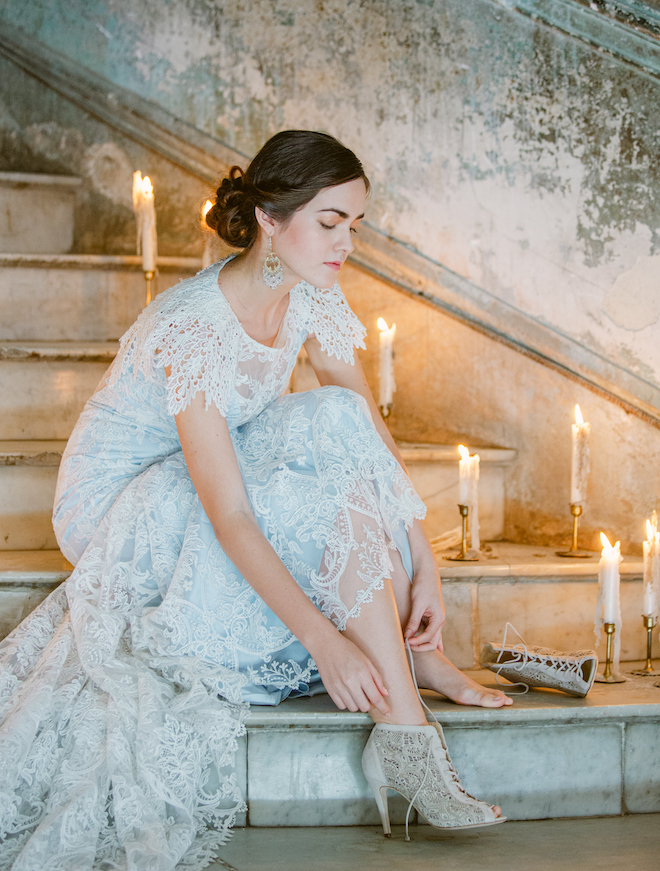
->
xmin=262 ymin=236 xmax=283 ymax=289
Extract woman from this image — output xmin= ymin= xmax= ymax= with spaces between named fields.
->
xmin=0 ymin=131 xmax=509 ymax=871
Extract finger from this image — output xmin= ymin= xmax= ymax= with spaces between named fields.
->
xmin=329 ymin=689 xmax=347 ymax=711
xmin=409 ymin=615 xmax=440 ymax=646
xmin=348 ymin=686 xmax=373 ymax=714
xmin=363 ymin=675 xmax=391 ymax=716
xmin=367 ymin=662 xmax=389 ymax=698
xmin=404 ymin=601 xmax=426 ymax=639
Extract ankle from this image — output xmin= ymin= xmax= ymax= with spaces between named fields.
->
xmin=369 ymin=707 xmax=427 ymax=727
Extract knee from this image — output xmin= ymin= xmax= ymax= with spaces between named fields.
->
xmin=313 ymin=386 xmax=371 ymax=420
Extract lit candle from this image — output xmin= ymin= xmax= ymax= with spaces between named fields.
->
xmin=570 ymin=404 xmax=590 ymax=505
xmin=201 ymin=199 xmax=214 ymax=268
xmin=132 ymin=171 xmax=158 ymax=274
xmin=377 ymin=318 xmax=396 ymax=415
xmin=643 ymin=514 xmax=660 ymax=619
xmin=458 ymin=444 xmax=471 ymax=505
xmin=458 ymin=444 xmax=480 ymax=549
xmin=599 ymin=532 xmax=621 ymax=624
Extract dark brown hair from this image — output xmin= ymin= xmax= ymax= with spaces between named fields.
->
xmin=205 ymin=130 xmax=370 ymax=249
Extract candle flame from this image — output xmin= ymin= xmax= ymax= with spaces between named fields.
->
xmin=600 ymin=532 xmax=621 ymax=554
xmin=201 ymin=199 xmax=213 ymax=220
xmin=457 ymin=444 xmax=470 ymax=461
xmin=575 ymin=404 xmax=584 ymax=426
xmin=141 ymin=176 xmax=154 ymax=198
xmin=647 ymin=519 xmax=654 ymax=541
xmin=377 ymin=317 xmax=391 ymax=332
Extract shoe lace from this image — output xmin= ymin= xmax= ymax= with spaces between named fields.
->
xmin=493 ymin=623 xmax=587 ymax=689
xmin=403 ymin=639 xmax=475 ymax=841
xmin=491 ymin=622 xmax=530 ymax=695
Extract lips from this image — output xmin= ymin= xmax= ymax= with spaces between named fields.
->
xmin=324 ymin=261 xmax=342 ymax=272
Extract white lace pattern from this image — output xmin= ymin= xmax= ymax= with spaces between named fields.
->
xmin=1 ymin=259 xmax=424 ymax=870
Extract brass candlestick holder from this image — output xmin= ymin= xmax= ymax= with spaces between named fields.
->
xmin=556 ymin=503 xmax=592 ymax=558
xmin=144 ymin=269 xmax=155 ymax=306
xmin=446 ymin=504 xmax=479 ymax=561
xmin=630 ymin=616 xmax=660 ymax=676
xmin=595 ymin=622 xmax=627 ymax=683
xmin=380 ymin=403 xmax=392 ymax=419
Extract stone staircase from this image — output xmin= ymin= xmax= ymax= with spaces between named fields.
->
xmin=0 ymin=173 xmax=659 ymax=825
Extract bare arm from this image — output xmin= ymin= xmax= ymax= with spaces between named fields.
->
xmin=305 ymin=336 xmax=445 ymax=651
xmin=173 ymin=388 xmax=390 ymax=714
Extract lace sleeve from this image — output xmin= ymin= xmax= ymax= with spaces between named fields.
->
xmin=305 ymin=284 xmax=367 ymax=364
xmin=109 ymin=275 xmax=236 ymax=417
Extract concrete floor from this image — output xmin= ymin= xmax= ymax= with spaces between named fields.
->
xmin=210 ymin=815 xmax=660 ymax=871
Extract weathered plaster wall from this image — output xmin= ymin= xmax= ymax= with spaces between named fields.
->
xmin=341 ymin=263 xmax=659 ymax=554
xmin=1 ymin=0 xmax=659 ymax=391
xmin=0 ymin=0 xmax=658 ymax=548
xmin=0 ymin=56 xmax=214 ymax=255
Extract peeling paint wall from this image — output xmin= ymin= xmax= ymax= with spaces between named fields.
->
xmin=1 ymin=0 xmax=659 ymax=390
xmin=0 ymin=0 xmax=658 ymax=547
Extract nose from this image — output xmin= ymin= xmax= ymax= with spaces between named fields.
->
xmin=335 ymin=226 xmax=354 ymax=256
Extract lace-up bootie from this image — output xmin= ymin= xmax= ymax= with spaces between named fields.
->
xmin=362 ymin=723 xmax=505 ymax=837
xmin=480 ymin=641 xmax=598 ymax=698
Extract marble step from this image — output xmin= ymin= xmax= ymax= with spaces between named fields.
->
xmin=0 ymin=442 xmax=67 ymax=550
xmin=0 ymin=547 xmax=658 ymax=827
xmin=398 ymin=442 xmax=515 ymax=544
xmin=0 ymin=341 xmax=118 ymax=439
xmin=0 ymin=253 xmax=200 ymax=341
xmin=0 ymin=173 xmax=81 ymax=254
xmin=238 ymin=678 xmax=660 ymax=826
xmin=0 ymin=545 xmax=649 ymax=665
xmin=0 ymin=440 xmax=515 ymax=550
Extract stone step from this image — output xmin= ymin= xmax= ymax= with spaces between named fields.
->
xmin=398 ymin=442 xmax=515 ymax=544
xmin=1 ymin=553 xmax=657 ymax=826
xmin=0 ymin=342 xmax=117 ymax=439
xmin=0 ymin=253 xmax=200 ymax=341
xmin=0 ymin=442 xmax=67 ymax=550
xmin=0 ymin=173 xmax=81 ymax=255
xmin=240 ymin=677 xmax=660 ymax=826
xmin=0 ymin=549 xmax=72 ymax=639
xmin=0 ymin=440 xmax=515 ymax=549
xmin=0 ymin=545 xmax=648 ymax=663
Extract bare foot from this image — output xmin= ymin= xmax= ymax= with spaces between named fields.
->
xmin=413 ymin=649 xmax=513 ymax=708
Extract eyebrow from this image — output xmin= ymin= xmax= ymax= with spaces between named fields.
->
xmin=316 ymin=208 xmax=365 ymax=220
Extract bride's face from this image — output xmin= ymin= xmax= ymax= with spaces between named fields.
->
xmin=271 ymin=177 xmax=367 ymax=289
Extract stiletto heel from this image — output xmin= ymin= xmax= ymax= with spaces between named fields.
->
xmin=361 ymin=641 xmax=506 ymax=840
xmin=365 ymin=777 xmax=392 ymax=836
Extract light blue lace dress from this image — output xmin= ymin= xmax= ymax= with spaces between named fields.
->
xmin=0 ymin=259 xmax=425 ymax=871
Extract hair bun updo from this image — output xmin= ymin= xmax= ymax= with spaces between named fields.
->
xmin=205 ymin=165 xmax=258 ymax=249
xmin=205 ymin=132 xmax=369 ymax=251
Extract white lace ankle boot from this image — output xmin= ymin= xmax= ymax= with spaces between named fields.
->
xmin=361 ymin=722 xmax=505 ymax=838
xmin=480 ymin=639 xmax=598 ymax=697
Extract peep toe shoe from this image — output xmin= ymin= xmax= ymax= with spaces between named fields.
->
xmin=362 ymin=722 xmax=506 ymax=838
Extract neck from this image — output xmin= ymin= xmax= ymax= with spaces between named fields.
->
xmin=222 ymin=242 xmax=297 ymax=317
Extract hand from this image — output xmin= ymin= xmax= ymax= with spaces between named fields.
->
xmin=404 ymin=562 xmax=445 ymax=653
xmin=311 ymin=630 xmax=391 ymax=716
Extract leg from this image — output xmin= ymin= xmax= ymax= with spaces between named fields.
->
xmin=343 ymin=561 xmax=504 ymax=823
xmin=388 ymin=550 xmax=512 ymax=708
xmin=341 ymin=577 xmax=427 ymax=726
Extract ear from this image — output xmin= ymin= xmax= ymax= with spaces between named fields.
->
xmin=255 ymin=206 xmax=276 ymax=237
